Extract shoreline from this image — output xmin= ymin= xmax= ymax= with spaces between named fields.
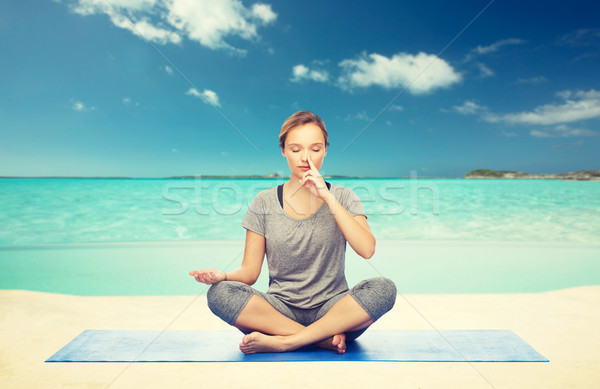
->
xmin=1 ymin=287 xmax=598 ymax=388
xmin=2 ymin=239 xmax=599 ymax=296
xmin=2 ymin=237 xmax=600 ymax=249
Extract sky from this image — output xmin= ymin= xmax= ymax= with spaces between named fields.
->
xmin=1 ymin=0 xmax=599 ymax=178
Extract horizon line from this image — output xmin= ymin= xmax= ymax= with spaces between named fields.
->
xmin=1 ymin=169 xmax=597 ymax=180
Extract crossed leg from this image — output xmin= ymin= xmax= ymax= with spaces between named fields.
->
xmin=207 ymin=278 xmax=396 ymax=355
xmin=235 ymin=294 xmax=373 ymax=354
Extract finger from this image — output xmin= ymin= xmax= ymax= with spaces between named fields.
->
xmin=307 ymin=154 xmax=316 ymax=171
xmin=299 ymin=170 xmax=312 ymax=184
xmin=305 ymin=175 xmax=321 ymax=183
xmin=306 ymin=159 xmax=321 ymax=179
xmin=304 ymin=175 xmax=327 ymax=191
xmin=299 ymin=176 xmax=314 ymax=187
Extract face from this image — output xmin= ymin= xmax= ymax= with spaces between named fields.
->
xmin=281 ymin=123 xmax=327 ymax=179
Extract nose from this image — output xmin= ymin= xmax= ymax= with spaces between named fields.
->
xmin=300 ymin=151 xmax=308 ymax=162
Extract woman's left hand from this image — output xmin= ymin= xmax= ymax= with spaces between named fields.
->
xmin=299 ymin=155 xmax=331 ymax=200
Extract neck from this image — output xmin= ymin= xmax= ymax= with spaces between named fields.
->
xmin=284 ymin=179 xmax=311 ymax=198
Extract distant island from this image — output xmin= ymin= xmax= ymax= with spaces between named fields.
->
xmin=465 ymin=169 xmax=600 ymax=181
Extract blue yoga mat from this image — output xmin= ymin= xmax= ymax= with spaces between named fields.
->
xmin=46 ymin=329 xmax=548 ymax=363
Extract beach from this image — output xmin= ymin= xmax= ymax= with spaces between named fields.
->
xmin=1 ymin=286 xmax=599 ymax=388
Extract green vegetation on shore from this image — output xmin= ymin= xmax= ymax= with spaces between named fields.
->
xmin=465 ymin=169 xmax=600 ymax=180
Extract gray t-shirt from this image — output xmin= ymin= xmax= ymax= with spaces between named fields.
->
xmin=240 ymin=184 xmax=366 ymax=309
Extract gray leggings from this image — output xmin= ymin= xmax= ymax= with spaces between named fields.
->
xmin=207 ymin=277 xmax=396 ymax=341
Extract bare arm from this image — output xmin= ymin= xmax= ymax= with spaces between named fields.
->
xmin=189 ymin=229 xmax=266 ymax=285
xmin=323 ymin=193 xmax=375 ymax=259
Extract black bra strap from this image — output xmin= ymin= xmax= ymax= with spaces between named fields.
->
xmin=277 ymin=184 xmax=283 ymax=207
xmin=278 ymin=181 xmax=331 ymax=208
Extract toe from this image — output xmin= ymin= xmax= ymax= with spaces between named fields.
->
xmin=332 ymin=335 xmax=340 ymax=346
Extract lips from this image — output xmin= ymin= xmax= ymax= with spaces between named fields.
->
xmin=299 ymin=166 xmax=310 ymax=170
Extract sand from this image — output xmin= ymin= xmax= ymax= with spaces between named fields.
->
xmin=1 ymin=287 xmax=599 ymax=389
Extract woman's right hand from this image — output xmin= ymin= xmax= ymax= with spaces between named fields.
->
xmin=189 ymin=269 xmax=226 ymax=285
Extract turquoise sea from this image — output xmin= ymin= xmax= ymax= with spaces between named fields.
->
xmin=0 ymin=178 xmax=599 ymax=295
xmin=1 ymin=178 xmax=599 ymax=245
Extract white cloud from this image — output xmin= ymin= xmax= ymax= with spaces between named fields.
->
xmin=251 ymin=3 xmax=276 ymax=23
xmin=515 ymin=76 xmax=547 ymax=84
xmin=475 ymin=62 xmax=494 ymax=77
xmin=112 ymin=14 xmax=181 ymax=44
xmin=450 ymin=90 xmax=600 ymax=138
xmin=485 ymin=89 xmax=600 ymax=125
xmin=453 ymin=101 xmax=488 ymax=115
xmin=123 ymin=97 xmax=140 ymax=106
xmin=530 ymin=125 xmax=597 ymax=138
xmin=464 ymin=38 xmax=526 ymax=63
xmin=71 ymin=99 xmax=94 ymax=111
xmin=388 ymin=104 xmax=404 ymax=111
xmin=473 ymin=38 xmax=526 ymax=55
xmin=186 ymin=87 xmax=220 ymax=107
xmin=555 ymin=90 xmax=573 ymax=100
xmin=69 ymin=0 xmax=276 ymax=53
xmin=557 ymin=28 xmax=600 ymax=47
xmin=290 ymin=64 xmax=329 ymax=83
xmin=344 ymin=111 xmax=369 ymax=121
xmin=165 ymin=65 xmax=173 ymax=74
xmin=337 ymin=51 xmax=461 ymax=94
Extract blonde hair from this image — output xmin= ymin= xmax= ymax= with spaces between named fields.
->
xmin=279 ymin=111 xmax=329 ymax=150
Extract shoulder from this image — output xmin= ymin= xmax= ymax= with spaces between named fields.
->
xmin=254 ymin=186 xmax=277 ymax=199
xmin=328 ymin=183 xmax=366 ymax=217
xmin=328 ymin=183 xmax=359 ymax=199
xmin=248 ymin=186 xmax=277 ymax=207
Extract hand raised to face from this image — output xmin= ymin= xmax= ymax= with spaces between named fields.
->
xmin=299 ymin=154 xmax=330 ymax=200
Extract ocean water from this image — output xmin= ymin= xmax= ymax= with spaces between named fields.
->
xmin=0 ymin=178 xmax=599 ymax=245
xmin=1 ymin=178 xmax=599 ymax=295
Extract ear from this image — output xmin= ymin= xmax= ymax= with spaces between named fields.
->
xmin=281 ymin=148 xmax=286 ymax=157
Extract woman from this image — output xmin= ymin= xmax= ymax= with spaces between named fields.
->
xmin=189 ymin=111 xmax=396 ymax=354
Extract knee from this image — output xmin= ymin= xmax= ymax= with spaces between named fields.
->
xmin=353 ymin=277 xmax=397 ymax=316
xmin=206 ymin=281 xmax=236 ymax=314
xmin=206 ymin=281 xmax=223 ymax=305
xmin=370 ymin=277 xmax=397 ymax=310
xmin=206 ymin=281 xmax=252 ymax=325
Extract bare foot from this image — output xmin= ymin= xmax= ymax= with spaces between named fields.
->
xmin=316 ymin=333 xmax=346 ymax=354
xmin=239 ymin=332 xmax=288 ymax=354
